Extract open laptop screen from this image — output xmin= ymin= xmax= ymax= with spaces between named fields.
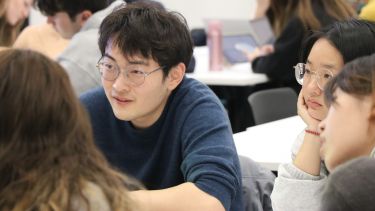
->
xmin=204 ymin=18 xmax=275 ymax=63
xmin=250 ymin=16 xmax=275 ymax=45
xmin=222 ymin=35 xmax=258 ymax=63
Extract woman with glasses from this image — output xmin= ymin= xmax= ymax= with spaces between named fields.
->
xmin=270 ymin=19 xmax=375 ymax=211
xmin=248 ymin=0 xmax=355 ymax=93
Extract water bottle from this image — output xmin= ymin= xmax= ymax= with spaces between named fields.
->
xmin=207 ymin=20 xmax=223 ymax=71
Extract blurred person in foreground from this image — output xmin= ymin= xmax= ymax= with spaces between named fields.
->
xmin=319 ymin=54 xmax=375 ymax=211
xmin=0 ymin=49 xmax=140 ymax=211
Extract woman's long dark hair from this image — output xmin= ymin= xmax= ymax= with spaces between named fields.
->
xmin=0 ymin=49 xmax=138 ymax=210
xmin=267 ymin=0 xmax=354 ymax=36
xmin=0 ymin=0 xmax=24 ymax=46
xmin=301 ymin=19 xmax=375 ymax=64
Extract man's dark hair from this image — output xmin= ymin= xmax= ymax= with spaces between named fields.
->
xmin=125 ymin=0 xmax=165 ymax=10
xmin=98 ymin=2 xmax=193 ymax=77
xmin=36 ymin=0 xmax=108 ymax=19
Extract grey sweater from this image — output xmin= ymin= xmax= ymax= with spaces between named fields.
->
xmin=58 ymin=1 xmax=125 ymax=95
xmin=271 ymin=131 xmax=328 ymax=211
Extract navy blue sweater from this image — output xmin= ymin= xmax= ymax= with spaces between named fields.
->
xmin=80 ymin=77 xmax=243 ymax=211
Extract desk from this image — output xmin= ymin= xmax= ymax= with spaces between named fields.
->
xmin=186 ymin=46 xmax=268 ymax=86
xmin=234 ymin=116 xmax=305 ymax=171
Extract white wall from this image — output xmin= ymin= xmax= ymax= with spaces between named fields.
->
xmin=30 ymin=0 xmax=258 ymax=28
xmin=29 ymin=8 xmax=46 ymax=25
xmin=158 ymin=0 xmax=257 ymax=29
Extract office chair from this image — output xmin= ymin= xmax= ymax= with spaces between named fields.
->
xmin=248 ymin=87 xmax=297 ymax=125
xmin=240 ymin=155 xmax=275 ymax=211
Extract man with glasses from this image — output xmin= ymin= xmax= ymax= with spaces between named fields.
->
xmin=80 ymin=3 xmax=243 ymax=211
xmin=35 ymin=0 xmax=164 ymax=95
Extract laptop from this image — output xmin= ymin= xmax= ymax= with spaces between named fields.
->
xmin=222 ymin=35 xmax=258 ymax=63
xmin=204 ymin=17 xmax=275 ymax=64
xmin=249 ymin=16 xmax=275 ymax=46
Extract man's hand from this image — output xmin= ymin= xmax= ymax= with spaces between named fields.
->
xmin=129 ymin=182 xmax=225 ymax=211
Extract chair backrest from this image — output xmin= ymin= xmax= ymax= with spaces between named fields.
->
xmin=239 ymin=155 xmax=275 ymax=211
xmin=248 ymin=87 xmax=297 ymax=125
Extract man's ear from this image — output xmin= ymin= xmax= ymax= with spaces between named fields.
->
xmin=167 ymin=63 xmax=185 ymax=91
xmin=370 ymin=104 xmax=375 ymax=121
xmin=368 ymin=104 xmax=375 ymax=144
xmin=366 ymin=102 xmax=375 ymax=133
xmin=76 ymin=10 xmax=92 ymax=27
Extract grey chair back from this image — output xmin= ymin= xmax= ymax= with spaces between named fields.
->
xmin=240 ymin=155 xmax=275 ymax=211
xmin=248 ymin=87 xmax=297 ymax=125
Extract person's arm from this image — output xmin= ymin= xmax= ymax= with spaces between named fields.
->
xmin=246 ymin=44 xmax=274 ymax=62
xmin=130 ymin=182 xmax=225 ymax=211
xmin=271 ymin=162 xmax=327 ymax=211
xmin=271 ymin=93 xmax=326 ymax=211
xmin=153 ymin=86 xmax=242 ymax=211
xmin=293 ymin=91 xmax=322 ymax=176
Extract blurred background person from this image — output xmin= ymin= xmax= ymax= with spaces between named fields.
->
xmin=253 ymin=0 xmax=270 ymax=19
xmin=13 ymin=0 xmax=164 ymax=61
xmin=35 ymin=0 xmax=110 ymax=95
xmin=34 ymin=0 xmax=164 ymax=95
xmin=346 ymin=0 xmax=368 ymax=13
xmin=248 ymin=0 xmax=355 ymax=93
xmin=321 ymin=157 xmax=375 ymax=211
xmin=13 ymin=22 xmax=70 ymax=59
xmin=359 ymin=0 xmax=375 ymax=21
xmin=0 ymin=0 xmax=33 ymax=46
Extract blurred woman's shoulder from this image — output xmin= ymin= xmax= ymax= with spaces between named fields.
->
xmin=71 ymin=181 xmax=111 ymax=211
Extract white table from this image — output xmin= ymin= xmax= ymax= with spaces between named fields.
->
xmin=186 ymin=46 xmax=268 ymax=86
xmin=234 ymin=116 xmax=305 ymax=171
